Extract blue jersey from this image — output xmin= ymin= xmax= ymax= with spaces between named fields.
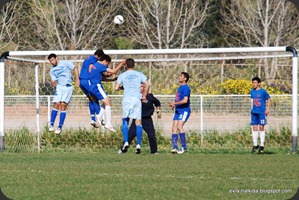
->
xmin=117 ymin=70 xmax=147 ymax=99
xmin=50 ymin=60 xmax=75 ymax=86
xmin=250 ymin=88 xmax=270 ymax=114
xmin=88 ymin=62 xmax=108 ymax=85
xmin=80 ymin=55 xmax=98 ymax=80
xmin=175 ymin=84 xmax=191 ymax=111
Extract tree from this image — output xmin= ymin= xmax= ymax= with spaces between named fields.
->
xmin=14 ymin=0 xmax=120 ymax=50
xmin=219 ymin=0 xmax=299 ymax=85
xmin=0 ymin=1 xmax=20 ymax=51
xmin=120 ymin=0 xmax=214 ymax=49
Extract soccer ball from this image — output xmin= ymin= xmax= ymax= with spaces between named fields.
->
xmin=114 ymin=15 xmax=124 ymax=25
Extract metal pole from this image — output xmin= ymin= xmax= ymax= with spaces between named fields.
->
xmin=0 ymin=60 xmax=5 ymax=151
xmin=291 ymin=56 xmax=298 ymax=154
xmin=35 ymin=64 xmax=41 ymax=153
xmin=286 ymin=46 xmax=298 ymax=154
xmin=200 ymin=95 xmax=204 ymax=144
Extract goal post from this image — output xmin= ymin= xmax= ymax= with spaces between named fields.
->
xmin=0 ymin=46 xmax=297 ymax=153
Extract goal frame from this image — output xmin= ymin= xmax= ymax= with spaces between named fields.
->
xmin=0 ymin=46 xmax=298 ymax=153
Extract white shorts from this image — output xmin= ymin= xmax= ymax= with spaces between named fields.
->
xmin=122 ymin=97 xmax=141 ymax=120
xmin=53 ymin=84 xmax=74 ymax=104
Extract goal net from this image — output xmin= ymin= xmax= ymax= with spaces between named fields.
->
xmin=0 ymin=47 xmax=298 ymax=153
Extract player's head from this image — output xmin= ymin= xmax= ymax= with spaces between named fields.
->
xmin=94 ymin=49 xmax=104 ymax=59
xmin=140 ymin=83 xmax=145 ymax=92
xmin=180 ymin=72 xmax=190 ymax=83
xmin=48 ymin=53 xmax=58 ymax=66
xmin=252 ymin=76 xmax=261 ymax=89
xmin=99 ymin=54 xmax=111 ymax=66
xmin=126 ymin=58 xmax=135 ymax=69
xmin=252 ymin=76 xmax=261 ymax=83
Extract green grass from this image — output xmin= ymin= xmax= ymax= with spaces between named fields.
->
xmin=0 ymin=152 xmax=298 ymax=200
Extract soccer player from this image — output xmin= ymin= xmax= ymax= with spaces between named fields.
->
xmin=250 ymin=76 xmax=271 ymax=154
xmin=118 ymin=83 xmax=161 ymax=154
xmin=88 ymin=54 xmax=125 ymax=132
xmin=169 ymin=72 xmax=191 ymax=154
xmin=115 ymin=58 xmax=150 ymax=154
xmin=48 ymin=53 xmax=80 ymax=134
xmin=79 ymin=49 xmax=105 ymax=128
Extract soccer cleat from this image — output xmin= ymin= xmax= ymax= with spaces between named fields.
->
xmin=100 ymin=119 xmax=105 ymax=126
xmin=258 ymin=146 xmax=264 ymax=154
xmin=49 ymin=126 xmax=54 ymax=132
xmin=97 ymin=118 xmax=105 ymax=128
xmin=118 ymin=142 xmax=129 ymax=154
xmin=178 ymin=147 xmax=187 ymax=154
xmin=91 ymin=121 xmax=99 ymax=128
xmin=151 ymin=151 xmax=159 ymax=155
xmin=104 ymin=125 xmax=116 ymax=132
xmin=135 ymin=144 xmax=141 ymax=154
xmin=171 ymin=149 xmax=178 ymax=154
xmin=54 ymin=127 xmax=62 ymax=134
xmin=251 ymin=145 xmax=259 ymax=153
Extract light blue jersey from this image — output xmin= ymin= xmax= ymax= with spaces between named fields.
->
xmin=50 ymin=60 xmax=75 ymax=86
xmin=117 ymin=70 xmax=147 ymax=99
xmin=117 ymin=70 xmax=147 ymax=120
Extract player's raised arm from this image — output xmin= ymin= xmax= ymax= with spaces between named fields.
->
xmin=107 ymin=60 xmax=126 ymax=74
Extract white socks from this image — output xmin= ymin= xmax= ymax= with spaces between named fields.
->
xmin=252 ymin=130 xmax=265 ymax=147
xmin=105 ymin=106 xmax=112 ymax=126
xmin=259 ymin=131 xmax=265 ymax=147
xmin=252 ymin=131 xmax=258 ymax=146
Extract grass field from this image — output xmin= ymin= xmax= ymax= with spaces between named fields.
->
xmin=0 ymin=151 xmax=298 ymax=200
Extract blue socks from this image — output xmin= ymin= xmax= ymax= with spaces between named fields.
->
xmin=50 ymin=109 xmax=58 ymax=126
xmin=136 ymin=125 xmax=143 ymax=145
xmin=122 ymin=118 xmax=129 ymax=142
xmin=172 ymin=134 xmax=178 ymax=149
xmin=180 ymin=133 xmax=187 ymax=149
xmin=58 ymin=111 xmax=66 ymax=129
xmin=89 ymin=102 xmax=95 ymax=121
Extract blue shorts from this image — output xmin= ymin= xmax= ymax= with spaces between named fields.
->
xmin=79 ymin=79 xmax=90 ymax=96
xmin=251 ymin=113 xmax=267 ymax=126
xmin=89 ymin=84 xmax=107 ymax=101
xmin=53 ymin=84 xmax=73 ymax=104
xmin=173 ymin=109 xmax=190 ymax=122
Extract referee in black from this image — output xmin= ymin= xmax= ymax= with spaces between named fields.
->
xmin=119 ymin=83 xmax=161 ymax=154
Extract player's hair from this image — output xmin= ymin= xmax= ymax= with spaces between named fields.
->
xmin=94 ymin=49 xmax=104 ymax=57
xmin=126 ymin=58 xmax=135 ymax=68
xmin=47 ymin=53 xmax=57 ymax=60
xmin=181 ymin=72 xmax=190 ymax=82
xmin=252 ymin=76 xmax=261 ymax=83
xmin=99 ymin=54 xmax=111 ymax=63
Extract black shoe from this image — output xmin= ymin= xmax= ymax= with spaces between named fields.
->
xmin=151 ymin=151 xmax=159 ymax=154
xmin=251 ymin=145 xmax=259 ymax=153
xmin=258 ymin=146 xmax=264 ymax=154
xmin=135 ymin=144 xmax=141 ymax=154
xmin=118 ymin=142 xmax=129 ymax=154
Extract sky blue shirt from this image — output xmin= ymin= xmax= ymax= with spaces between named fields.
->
xmin=50 ymin=60 xmax=75 ymax=86
xmin=80 ymin=55 xmax=98 ymax=80
xmin=250 ymin=88 xmax=270 ymax=114
xmin=88 ymin=61 xmax=108 ymax=85
xmin=117 ymin=70 xmax=147 ymax=99
xmin=175 ymin=84 xmax=191 ymax=111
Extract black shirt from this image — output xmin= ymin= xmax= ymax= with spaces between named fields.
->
xmin=142 ymin=93 xmax=161 ymax=118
